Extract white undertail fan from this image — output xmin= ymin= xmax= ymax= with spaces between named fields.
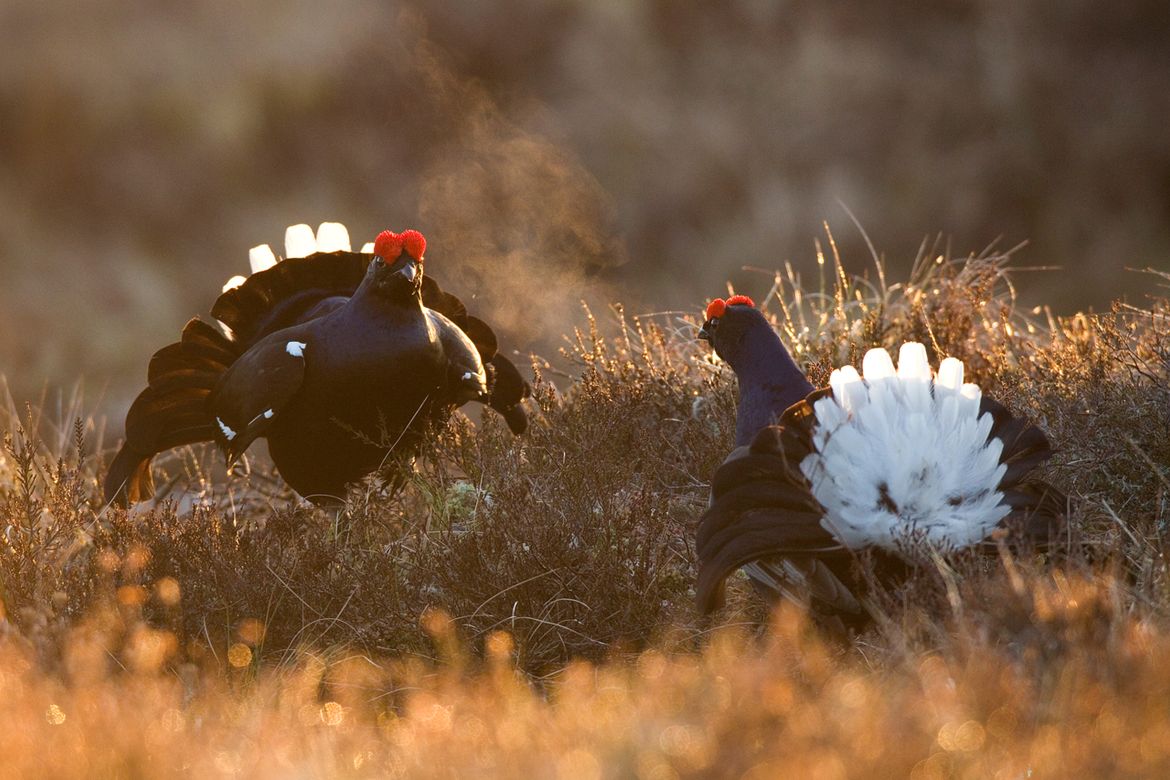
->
xmin=696 ymin=342 xmax=1065 ymax=618
xmin=806 ymin=342 xmax=1009 ymax=553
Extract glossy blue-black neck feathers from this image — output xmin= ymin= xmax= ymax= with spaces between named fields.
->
xmin=714 ymin=307 xmax=813 ymax=446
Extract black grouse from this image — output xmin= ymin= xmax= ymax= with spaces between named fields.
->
xmin=105 ymin=223 xmax=530 ymax=505
xmin=695 ymin=295 xmax=1065 ymax=625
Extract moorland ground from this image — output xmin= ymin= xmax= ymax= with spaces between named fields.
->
xmin=1 ymin=247 xmax=1168 ymax=777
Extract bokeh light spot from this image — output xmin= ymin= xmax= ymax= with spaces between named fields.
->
xmin=227 ymin=643 xmax=253 ymax=668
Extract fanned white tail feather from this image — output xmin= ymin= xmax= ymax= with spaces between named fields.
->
xmin=284 ymin=223 xmax=317 ymax=259
xmin=314 ymin=222 xmax=351 ymax=252
xmin=221 ymin=275 xmax=248 ymax=293
xmin=801 ymin=343 xmax=1009 ymax=554
xmin=248 ymin=244 xmax=278 ymax=273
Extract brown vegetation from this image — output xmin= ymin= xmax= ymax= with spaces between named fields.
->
xmin=1 ymin=248 xmax=1168 ymax=775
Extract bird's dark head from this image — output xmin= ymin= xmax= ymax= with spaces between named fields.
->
xmin=367 ymin=229 xmax=427 ymax=298
xmin=698 ymin=294 xmax=764 ymax=366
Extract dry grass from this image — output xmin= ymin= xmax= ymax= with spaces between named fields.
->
xmin=4 ymin=586 xmax=1170 ymax=779
xmin=1 ymin=248 xmax=1168 ymax=776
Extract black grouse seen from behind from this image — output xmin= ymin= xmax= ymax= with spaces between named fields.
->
xmin=696 ymin=295 xmax=1065 ymax=627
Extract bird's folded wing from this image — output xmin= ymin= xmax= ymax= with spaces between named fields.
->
xmin=208 ymin=335 xmax=308 ymax=463
xmin=421 ymin=280 xmax=530 ymax=434
xmin=485 ymin=354 xmax=530 ymax=434
xmin=427 ymin=309 xmax=489 ymax=404
xmin=743 ymin=557 xmax=864 ymax=618
xmin=692 ymin=493 xmax=851 ymax=617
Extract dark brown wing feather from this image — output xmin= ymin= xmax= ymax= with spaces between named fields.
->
xmin=459 ymin=316 xmax=498 ymax=361
xmin=105 ymin=318 xmax=242 ymax=504
xmin=486 ymin=354 xmax=530 ymax=434
xmin=978 ymin=396 xmax=1067 ymax=546
xmin=696 ymin=391 xmax=849 ymax=613
xmin=420 ymin=275 xmax=530 ymax=432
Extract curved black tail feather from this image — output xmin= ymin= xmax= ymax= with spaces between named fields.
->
xmin=105 ymin=318 xmax=240 ymax=505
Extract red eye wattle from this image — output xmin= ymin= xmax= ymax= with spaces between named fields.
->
xmin=373 ymin=228 xmax=426 ymax=262
xmin=401 ymin=230 xmax=426 ymax=261
xmin=374 ymin=230 xmax=404 ymax=259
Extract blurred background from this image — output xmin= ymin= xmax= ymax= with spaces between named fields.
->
xmin=2 ymin=0 xmax=1168 ymax=419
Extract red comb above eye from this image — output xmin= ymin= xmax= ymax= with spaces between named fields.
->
xmin=705 ymin=299 xmax=727 ymax=320
xmin=401 ymin=229 xmax=426 ymax=261
xmin=374 ymin=230 xmax=404 ymax=259
xmin=726 ymin=294 xmax=755 ymax=308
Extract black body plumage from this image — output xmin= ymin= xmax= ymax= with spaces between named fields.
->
xmin=700 ymin=303 xmax=813 ymax=446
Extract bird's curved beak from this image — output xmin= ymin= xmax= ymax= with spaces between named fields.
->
xmin=370 ymin=254 xmax=423 ymax=297
xmin=392 ymin=260 xmax=419 ymax=284
xmin=698 ymin=321 xmax=713 ymax=342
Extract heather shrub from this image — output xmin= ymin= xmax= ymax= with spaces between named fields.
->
xmin=0 ymin=250 xmax=1168 ymax=774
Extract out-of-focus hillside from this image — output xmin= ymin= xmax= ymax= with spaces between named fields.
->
xmin=2 ymin=0 xmax=1168 ymax=416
